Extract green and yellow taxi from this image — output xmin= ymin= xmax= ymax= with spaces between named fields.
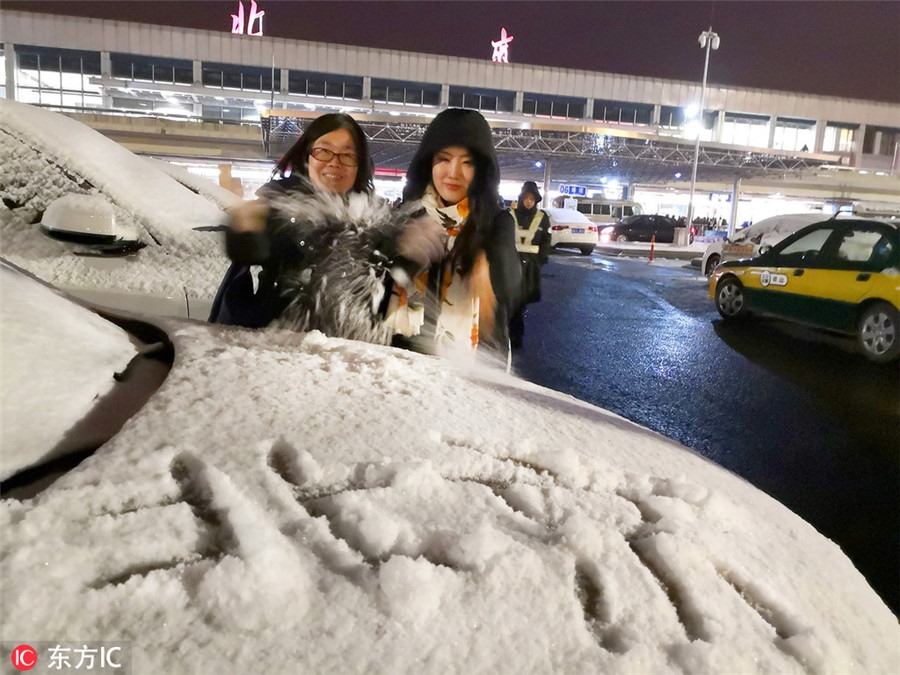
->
xmin=709 ymin=218 xmax=899 ymax=363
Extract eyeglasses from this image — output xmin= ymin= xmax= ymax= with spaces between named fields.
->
xmin=309 ymin=147 xmax=359 ymax=167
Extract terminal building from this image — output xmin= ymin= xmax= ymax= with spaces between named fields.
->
xmin=1 ymin=7 xmax=898 ymax=228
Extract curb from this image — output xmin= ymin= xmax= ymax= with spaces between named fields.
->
xmin=593 ymin=245 xmax=700 ymax=261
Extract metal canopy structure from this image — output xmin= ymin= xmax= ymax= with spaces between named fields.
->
xmin=261 ymin=113 xmax=835 ymax=188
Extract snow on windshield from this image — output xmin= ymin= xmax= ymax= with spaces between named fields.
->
xmin=0 ymin=262 xmax=137 ymax=479
xmin=1 ymin=281 xmax=896 ymax=672
xmin=145 ymin=157 xmax=243 ymax=212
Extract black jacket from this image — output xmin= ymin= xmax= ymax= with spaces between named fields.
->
xmin=208 ymin=176 xmax=310 ymax=328
xmin=483 ymin=209 xmax=521 ymax=349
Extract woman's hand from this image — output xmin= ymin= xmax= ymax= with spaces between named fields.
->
xmin=469 ymin=251 xmax=496 ymax=339
xmin=229 ymin=200 xmax=270 ymax=234
xmin=396 ymin=215 xmax=446 ymax=272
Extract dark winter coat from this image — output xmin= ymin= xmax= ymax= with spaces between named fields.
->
xmin=208 ymin=176 xmax=305 ymax=328
xmin=209 ymin=178 xmax=407 ymax=341
xmin=511 ymin=205 xmax=551 ymax=305
xmin=400 ymin=108 xmax=521 ymax=353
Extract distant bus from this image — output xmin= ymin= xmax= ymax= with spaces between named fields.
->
xmin=551 ymin=197 xmax=643 ymax=225
xmin=841 ymin=201 xmax=900 ymax=220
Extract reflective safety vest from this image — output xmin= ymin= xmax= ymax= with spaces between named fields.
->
xmin=511 ymin=210 xmax=544 ymax=254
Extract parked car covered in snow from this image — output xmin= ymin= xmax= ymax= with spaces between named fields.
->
xmin=700 ymin=213 xmax=827 ymax=277
xmin=2 ymin=259 xmax=897 ymax=674
xmin=545 ymin=207 xmax=598 ymax=255
xmin=0 ymin=99 xmax=231 ymax=319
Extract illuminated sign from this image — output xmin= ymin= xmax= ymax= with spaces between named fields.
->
xmin=231 ymin=0 xmax=265 ymax=36
xmin=491 ymin=27 xmax=514 ymax=63
xmin=558 ymin=184 xmax=586 ymax=196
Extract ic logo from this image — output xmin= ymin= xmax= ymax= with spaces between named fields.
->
xmin=10 ymin=644 xmax=37 ymax=671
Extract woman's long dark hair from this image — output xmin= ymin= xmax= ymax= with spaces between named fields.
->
xmin=402 ymin=109 xmax=501 ymax=275
xmin=275 ymin=113 xmax=374 ymax=193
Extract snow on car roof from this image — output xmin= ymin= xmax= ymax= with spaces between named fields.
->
xmin=733 ymin=213 xmax=826 ymax=241
xmin=2 ymin=266 xmax=896 ymax=674
xmin=545 ymin=207 xmax=592 ymax=223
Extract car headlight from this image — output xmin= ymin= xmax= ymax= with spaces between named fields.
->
xmin=601 ymin=226 xmax=614 ymax=234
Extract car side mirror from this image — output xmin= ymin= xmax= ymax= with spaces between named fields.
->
xmin=758 ymin=244 xmax=772 ymax=256
xmin=40 ymin=194 xmax=141 ymax=253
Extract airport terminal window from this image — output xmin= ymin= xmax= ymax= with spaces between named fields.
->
xmin=111 ymin=95 xmax=194 ymax=117
xmin=15 ymin=45 xmax=102 ymax=110
xmin=722 ymin=113 xmax=770 ymax=147
xmin=823 ymin=122 xmax=857 ymax=153
xmin=203 ymin=62 xmax=275 ymax=93
xmin=201 ymin=104 xmax=261 ymax=122
xmin=773 ymin=117 xmax=815 ymax=152
xmin=862 ymin=126 xmax=899 ymax=157
xmin=290 ymin=71 xmax=363 ymax=100
xmin=659 ymin=106 xmax=686 ymax=129
xmin=448 ymin=86 xmax=514 ymax=113
xmin=523 ymin=93 xmax=586 ymax=120
xmin=372 ymin=79 xmax=439 ymax=107
xmin=593 ymin=99 xmax=652 ymax=126
xmin=110 ymin=53 xmax=192 ymax=86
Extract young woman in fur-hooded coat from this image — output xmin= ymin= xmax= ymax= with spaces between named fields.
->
xmin=209 ymin=113 xmax=442 ymax=343
xmin=386 ymin=108 xmax=521 ymax=358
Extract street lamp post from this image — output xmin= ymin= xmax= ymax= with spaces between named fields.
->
xmin=686 ymin=28 xmax=720 ymax=235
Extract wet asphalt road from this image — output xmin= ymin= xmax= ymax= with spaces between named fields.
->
xmin=511 ymin=251 xmax=900 ymax=614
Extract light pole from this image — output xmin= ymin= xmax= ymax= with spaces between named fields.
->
xmin=686 ymin=27 xmax=720 ymax=235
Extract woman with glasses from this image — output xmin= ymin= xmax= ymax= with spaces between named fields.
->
xmin=209 ymin=113 xmax=442 ymax=335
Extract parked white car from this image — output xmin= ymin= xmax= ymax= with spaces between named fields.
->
xmin=0 ymin=99 xmax=231 ymax=319
xmin=545 ymin=207 xmax=598 ymax=255
xmin=699 ymin=214 xmax=827 ymax=277
xmin=2 ymin=259 xmax=897 ymax=673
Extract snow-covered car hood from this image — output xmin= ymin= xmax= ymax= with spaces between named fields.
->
xmin=0 ymin=100 xmax=230 ymax=317
xmin=1 ymin=263 xmax=897 ymax=674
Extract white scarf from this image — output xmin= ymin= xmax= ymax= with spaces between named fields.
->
xmin=384 ymin=186 xmax=481 ymax=356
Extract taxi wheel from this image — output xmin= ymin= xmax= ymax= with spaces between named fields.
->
xmin=715 ymin=277 xmax=747 ymax=319
xmin=579 ymin=245 xmax=595 ymax=255
xmin=704 ymin=253 xmax=721 ymax=277
xmin=857 ymin=302 xmax=899 ymax=363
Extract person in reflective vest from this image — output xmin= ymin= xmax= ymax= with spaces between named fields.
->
xmin=509 ymin=181 xmax=551 ymax=349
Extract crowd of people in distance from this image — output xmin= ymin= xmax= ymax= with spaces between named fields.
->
xmin=209 ymin=108 xmax=552 ymax=365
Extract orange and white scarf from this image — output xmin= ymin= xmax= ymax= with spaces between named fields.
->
xmin=384 ymin=185 xmax=483 ymax=356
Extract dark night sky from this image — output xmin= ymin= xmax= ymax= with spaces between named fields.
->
xmin=6 ymin=0 xmax=900 ymax=103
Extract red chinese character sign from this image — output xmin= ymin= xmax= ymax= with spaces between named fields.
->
xmin=231 ymin=0 xmax=265 ymax=36
xmin=491 ymin=27 xmax=514 ymax=63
